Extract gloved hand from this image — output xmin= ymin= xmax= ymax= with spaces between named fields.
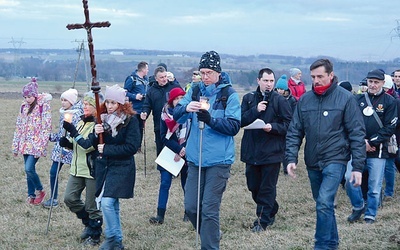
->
xmin=59 ymin=136 xmax=73 ymax=149
xmin=63 ymin=121 xmax=78 ymax=137
xmin=197 ymin=109 xmax=211 ymax=125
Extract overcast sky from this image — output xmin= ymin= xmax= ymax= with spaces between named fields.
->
xmin=1 ymin=0 xmax=399 ymax=62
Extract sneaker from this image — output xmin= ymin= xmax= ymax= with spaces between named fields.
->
xmin=26 ymin=196 xmax=35 ymax=205
xmin=365 ymin=218 xmax=375 ymax=224
xmin=33 ymin=190 xmax=46 ymax=205
xmin=251 ymin=224 xmax=265 ymax=233
xmin=82 ymin=236 xmax=100 ymax=246
xmin=347 ymin=206 xmax=365 ymax=223
xmin=42 ymin=199 xmax=58 ymax=208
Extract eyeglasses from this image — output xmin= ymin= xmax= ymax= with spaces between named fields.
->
xmin=200 ymin=71 xmax=216 ymax=78
xmin=193 ymin=72 xmax=199 ymax=76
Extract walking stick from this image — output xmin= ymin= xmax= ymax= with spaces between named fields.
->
xmin=45 ymin=149 xmax=63 ymax=235
xmin=45 ymin=111 xmax=74 ymax=234
xmin=196 ymin=120 xmax=205 ymax=249
xmin=143 ymin=120 xmax=147 ymax=177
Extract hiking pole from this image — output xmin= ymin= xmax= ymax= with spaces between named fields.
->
xmin=143 ymin=120 xmax=147 ymax=177
xmin=196 ymin=119 xmax=204 ymax=249
xmin=196 ymin=97 xmax=209 ymax=249
xmin=45 ymin=111 xmax=74 ymax=234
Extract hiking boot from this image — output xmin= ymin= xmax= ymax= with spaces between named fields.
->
xmin=80 ymin=226 xmax=90 ymax=240
xmin=251 ymin=224 xmax=265 ymax=233
xmin=42 ymin=199 xmax=58 ymax=209
xmin=99 ymin=237 xmax=116 ymax=250
xmin=82 ymin=236 xmax=100 ymax=246
xmin=149 ymin=208 xmax=165 ymax=224
xmin=347 ymin=206 xmax=366 ymax=223
xmin=26 ymin=196 xmax=35 ymax=205
xmin=182 ymin=213 xmax=189 ymax=222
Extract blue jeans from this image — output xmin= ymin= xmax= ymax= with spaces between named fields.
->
xmin=24 ymin=154 xmax=43 ymax=197
xmin=49 ymin=161 xmax=64 ymax=200
xmin=384 ymin=157 xmax=396 ymax=197
xmin=184 ymin=163 xmax=230 ymax=250
xmin=345 ymin=158 xmax=385 ymax=221
xmin=101 ymin=197 xmax=122 ymax=242
xmin=307 ymin=163 xmax=345 ymax=250
xmin=157 ymin=165 xmax=188 ymax=209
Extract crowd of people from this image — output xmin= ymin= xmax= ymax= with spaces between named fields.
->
xmin=12 ymin=53 xmax=400 ymax=250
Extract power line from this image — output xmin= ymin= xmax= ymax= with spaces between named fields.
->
xmin=8 ymin=37 xmax=26 ymax=77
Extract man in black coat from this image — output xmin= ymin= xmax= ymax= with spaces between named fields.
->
xmin=240 ymin=68 xmax=292 ymax=232
xmin=140 ymin=66 xmax=182 ymax=156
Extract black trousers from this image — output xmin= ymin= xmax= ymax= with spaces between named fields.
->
xmin=245 ymin=163 xmax=280 ymax=228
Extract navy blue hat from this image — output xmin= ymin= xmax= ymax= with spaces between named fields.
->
xmin=359 ymin=77 xmax=367 ymax=86
xmin=157 ymin=63 xmax=167 ymax=71
xmin=366 ymin=69 xmax=385 ymax=80
xmin=338 ymin=81 xmax=352 ymax=92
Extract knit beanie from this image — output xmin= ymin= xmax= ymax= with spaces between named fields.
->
xmin=275 ymin=75 xmax=288 ymax=90
xmin=168 ymin=88 xmax=186 ymax=105
xmin=158 ymin=63 xmax=167 ymax=71
xmin=289 ymin=68 xmax=301 ymax=77
xmin=22 ymin=78 xmax=38 ymax=97
xmin=105 ymin=84 xmax=126 ymax=104
xmin=199 ymin=51 xmax=221 ymax=73
xmin=338 ymin=81 xmax=353 ymax=92
xmin=84 ymin=91 xmax=104 ymax=107
xmin=61 ymin=88 xmax=78 ymax=105
xmin=383 ymin=74 xmax=394 ymax=89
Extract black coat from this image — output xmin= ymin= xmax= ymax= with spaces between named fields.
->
xmin=286 ymin=82 xmax=367 ymax=172
xmin=240 ymin=88 xmax=292 ymax=165
xmin=142 ymin=81 xmax=182 ymax=132
xmin=90 ymin=115 xmax=141 ymax=199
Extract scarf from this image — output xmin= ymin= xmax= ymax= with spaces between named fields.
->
xmin=161 ymin=105 xmax=187 ymax=145
xmin=100 ymin=112 xmax=127 ymax=137
xmin=314 ymin=83 xmax=332 ymax=95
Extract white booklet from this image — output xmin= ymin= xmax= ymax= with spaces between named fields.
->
xmin=243 ymin=118 xmax=266 ymax=129
xmin=155 ymin=146 xmax=185 ymax=177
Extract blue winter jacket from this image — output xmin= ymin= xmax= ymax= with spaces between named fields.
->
xmin=124 ymin=70 xmax=149 ymax=113
xmin=173 ymin=73 xmax=241 ymax=167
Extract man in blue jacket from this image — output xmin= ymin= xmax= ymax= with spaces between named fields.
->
xmin=174 ymin=51 xmax=241 ymax=250
xmin=240 ymin=68 xmax=292 ymax=232
xmin=286 ymin=59 xmax=366 ymax=250
xmin=124 ymin=61 xmax=149 ymax=149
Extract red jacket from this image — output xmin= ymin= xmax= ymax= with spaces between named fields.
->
xmin=288 ymin=77 xmax=306 ymax=100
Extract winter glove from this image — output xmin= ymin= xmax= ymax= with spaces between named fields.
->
xmin=197 ymin=109 xmax=211 ymax=125
xmin=59 ymin=136 xmax=73 ymax=149
xmin=63 ymin=121 xmax=79 ymax=137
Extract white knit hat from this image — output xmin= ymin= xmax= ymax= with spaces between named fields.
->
xmin=61 ymin=88 xmax=78 ymax=105
xmin=383 ymin=74 xmax=394 ymax=89
xmin=289 ymin=68 xmax=301 ymax=77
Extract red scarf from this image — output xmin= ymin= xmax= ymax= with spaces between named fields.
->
xmin=314 ymin=83 xmax=332 ymax=95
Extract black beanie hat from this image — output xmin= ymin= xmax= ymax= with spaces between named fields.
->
xmin=338 ymin=81 xmax=352 ymax=92
xmin=199 ymin=51 xmax=221 ymax=73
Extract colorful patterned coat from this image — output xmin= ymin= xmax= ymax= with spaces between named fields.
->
xmin=12 ymin=93 xmax=52 ymax=158
xmin=49 ymin=101 xmax=83 ymax=164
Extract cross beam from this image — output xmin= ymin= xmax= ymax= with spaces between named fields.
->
xmin=66 ymin=0 xmax=110 ymax=144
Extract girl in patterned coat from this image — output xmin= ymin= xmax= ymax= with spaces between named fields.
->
xmin=12 ymin=78 xmax=52 ymax=205
xmin=43 ymin=88 xmax=83 ymax=208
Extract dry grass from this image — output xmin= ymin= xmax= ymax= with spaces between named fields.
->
xmin=1 ymin=87 xmax=400 ymax=250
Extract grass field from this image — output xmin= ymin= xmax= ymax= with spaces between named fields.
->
xmin=1 ymin=83 xmax=400 ymax=249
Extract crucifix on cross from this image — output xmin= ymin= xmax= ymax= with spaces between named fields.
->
xmin=66 ymin=0 xmax=110 ymax=144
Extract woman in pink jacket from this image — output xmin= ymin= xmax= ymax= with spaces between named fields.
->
xmin=12 ymin=78 xmax=52 ymax=205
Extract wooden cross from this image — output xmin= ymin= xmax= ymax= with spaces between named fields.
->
xmin=66 ymin=0 xmax=110 ymax=145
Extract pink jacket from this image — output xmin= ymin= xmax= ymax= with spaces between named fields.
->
xmin=12 ymin=93 xmax=52 ymax=158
